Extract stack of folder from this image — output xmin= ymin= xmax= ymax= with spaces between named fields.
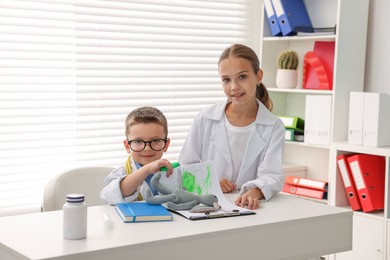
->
xmin=282 ymin=175 xmax=327 ymax=200
xmin=263 ymin=0 xmax=313 ymax=36
xmin=278 ymin=116 xmax=304 ymax=142
xmin=348 ymin=92 xmax=390 ymax=147
xmin=336 ymin=153 xmax=385 ymax=213
xmin=304 ymin=95 xmax=332 ymax=145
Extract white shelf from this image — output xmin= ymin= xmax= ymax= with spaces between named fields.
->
xmin=281 ymin=192 xmax=328 ymax=204
xmin=268 ymin=88 xmax=334 ymax=95
xmin=334 ymin=142 xmax=390 ymax=157
xmin=285 ymin=141 xmax=330 ymax=150
xmin=354 ymin=210 xmax=385 ymax=221
xmin=260 ymin=0 xmax=371 ymax=259
xmin=263 ymin=34 xmax=336 ymax=42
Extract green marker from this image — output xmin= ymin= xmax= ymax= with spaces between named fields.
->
xmin=159 ymin=161 xmax=180 ymax=172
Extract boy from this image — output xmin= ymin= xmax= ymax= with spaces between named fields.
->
xmin=101 ymin=106 xmax=174 ymax=204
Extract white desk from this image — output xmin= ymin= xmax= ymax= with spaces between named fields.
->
xmin=0 ymin=194 xmax=352 ymax=260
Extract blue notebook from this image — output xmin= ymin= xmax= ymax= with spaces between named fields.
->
xmin=115 ymin=202 xmax=173 ymax=222
xmin=272 ymin=0 xmax=313 ymax=36
xmin=263 ymin=0 xmax=282 ymax=36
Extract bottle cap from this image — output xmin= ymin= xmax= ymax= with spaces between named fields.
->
xmin=66 ymin=194 xmax=85 ymax=203
xmin=160 ymin=161 xmax=180 ymax=172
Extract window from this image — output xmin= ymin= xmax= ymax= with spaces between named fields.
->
xmin=0 ymin=0 xmax=260 ymax=216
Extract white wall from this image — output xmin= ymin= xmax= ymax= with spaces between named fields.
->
xmin=365 ymin=0 xmax=390 ymax=94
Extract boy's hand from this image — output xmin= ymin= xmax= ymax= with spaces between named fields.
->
xmin=144 ymin=159 xmax=173 ymax=177
xmin=120 ymin=159 xmax=173 ymax=198
xmin=235 ymin=188 xmax=263 ymax=210
xmin=219 ymin=179 xmax=237 ymax=193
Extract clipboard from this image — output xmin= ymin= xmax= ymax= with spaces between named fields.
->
xmin=171 ymin=194 xmax=255 ymax=220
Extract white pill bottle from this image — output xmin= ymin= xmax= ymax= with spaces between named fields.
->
xmin=63 ymin=194 xmax=87 ymax=240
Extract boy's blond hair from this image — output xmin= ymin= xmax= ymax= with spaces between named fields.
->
xmin=125 ymin=107 xmax=168 ymax=137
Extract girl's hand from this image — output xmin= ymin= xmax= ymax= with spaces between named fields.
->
xmin=219 ymin=179 xmax=237 ymax=193
xmin=235 ymin=188 xmax=263 ymax=210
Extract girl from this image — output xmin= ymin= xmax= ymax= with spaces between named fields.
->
xmin=179 ymin=44 xmax=285 ymax=209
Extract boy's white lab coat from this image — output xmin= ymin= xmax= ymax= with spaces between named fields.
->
xmin=100 ymin=157 xmax=150 ymax=205
xmin=179 ymin=99 xmax=285 ymax=200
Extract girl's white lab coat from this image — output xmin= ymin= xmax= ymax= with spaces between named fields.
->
xmin=100 ymin=157 xmax=150 ymax=205
xmin=178 ymin=99 xmax=285 ymax=201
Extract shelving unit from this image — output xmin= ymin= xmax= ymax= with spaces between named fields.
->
xmin=259 ymin=0 xmax=369 ymax=185
xmin=259 ymin=0 xmax=370 ymax=259
xmin=329 ymin=142 xmax=389 ymax=259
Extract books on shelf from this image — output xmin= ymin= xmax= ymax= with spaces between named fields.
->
xmin=116 ymin=202 xmax=173 ymax=223
xmin=264 ymin=0 xmax=336 ymax=38
xmin=283 ymin=183 xmax=327 ymax=200
xmin=295 ymin=25 xmax=337 ymax=36
xmin=271 ymin=0 xmax=313 ymax=36
xmin=285 ymin=175 xmax=327 ymax=190
xmin=285 ymin=129 xmax=304 ymax=142
xmin=278 ymin=116 xmax=304 ymax=142
xmin=336 ymin=153 xmax=385 ymax=213
xmin=278 ymin=116 xmax=304 ymax=130
xmin=336 ymin=154 xmax=362 ymax=211
xmin=304 ymin=95 xmax=332 ymax=145
xmin=347 ymin=154 xmax=385 ymax=213
xmin=263 ymin=0 xmax=282 ymax=36
xmin=282 ymin=175 xmax=328 ymax=200
xmin=348 ymin=92 xmax=390 ymax=147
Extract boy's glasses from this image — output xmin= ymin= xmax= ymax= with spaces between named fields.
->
xmin=127 ymin=138 xmax=168 ymax=152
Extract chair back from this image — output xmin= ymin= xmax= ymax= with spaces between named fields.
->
xmin=42 ymin=166 xmax=115 ymax=211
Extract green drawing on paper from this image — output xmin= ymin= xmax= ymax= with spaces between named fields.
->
xmin=182 ymin=165 xmax=212 ymax=195
xmin=182 ymin=171 xmax=196 ymax=192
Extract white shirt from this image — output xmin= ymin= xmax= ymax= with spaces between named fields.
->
xmin=224 ymin=114 xmax=254 ymax=183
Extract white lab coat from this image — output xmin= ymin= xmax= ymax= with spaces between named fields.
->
xmin=100 ymin=157 xmax=151 ymax=205
xmin=178 ymin=99 xmax=285 ymax=201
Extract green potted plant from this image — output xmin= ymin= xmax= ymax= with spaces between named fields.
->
xmin=276 ymin=50 xmax=299 ymax=88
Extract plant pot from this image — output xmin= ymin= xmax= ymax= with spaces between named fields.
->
xmin=276 ymin=69 xmax=298 ymax=89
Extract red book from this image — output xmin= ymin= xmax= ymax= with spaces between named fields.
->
xmin=283 ymin=176 xmax=327 ymax=200
xmin=282 ymin=183 xmax=327 ymax=200
xmin=347 ymin=154 xmax=385 ymax=213
xmin=303 ymin=41 xmax=335 ymax=90
xmin=336 ymin=154 xmax=362 ymax=211
xmin=285 ymin=175 xmax=327 ymax=190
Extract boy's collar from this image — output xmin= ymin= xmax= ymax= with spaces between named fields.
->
xmin=134 ymin=161 xmax=143 ymax=169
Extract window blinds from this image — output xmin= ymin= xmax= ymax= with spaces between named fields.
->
xmin=0 ymin=0 xmax=260 ymax=216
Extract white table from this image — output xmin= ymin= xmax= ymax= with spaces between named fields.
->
xmin=0 ymin=194 xmax=352 ymax=260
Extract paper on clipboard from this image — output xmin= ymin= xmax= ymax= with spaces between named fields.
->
xmin=157 ymin=161 xmax=255 ymax=220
